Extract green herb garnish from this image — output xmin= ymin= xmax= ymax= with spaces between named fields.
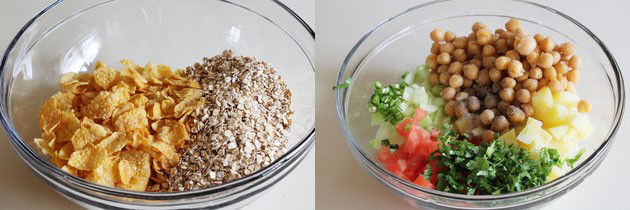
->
xmin=367 ymin=80 xmax=408 ymax=124
xmin=333 ymin=79 xmax=352 ymax=90
xmin=430 ymin=125 xmax=565 ymax=195
xmin=565 ymin=149 xmax=586 ymax=169
xmin=381 ymin=139 xmax=390 ymax=146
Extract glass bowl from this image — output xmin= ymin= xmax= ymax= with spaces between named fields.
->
xmin=0 ymin=0 xmax=314 ymax=209
xmin=334 ymin=0 xmax=624 ymax=209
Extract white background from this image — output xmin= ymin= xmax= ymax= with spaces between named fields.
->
xmin=0 ymin=0 xmax=314 ymax=209
xmin=316 ymin=0 xmax=630 ymax=209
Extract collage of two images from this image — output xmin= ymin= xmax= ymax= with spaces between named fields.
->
xmin=0 ymin=0 xmax=628 ymax=209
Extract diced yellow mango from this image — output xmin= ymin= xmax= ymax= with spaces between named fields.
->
xmin=542 ymin=105 xmax=572 ymax=127
xmin=553 ymin=91 xmax=580 ymax=109
xmin=532 ymin=87 xmax=554 ymax=111
xmin=526 ymin=117 xmax=543 ymax=128
xmin=547 ymin=125 xmax=570 ymax=141
xmin=570 ymin=113 xmax=594 ymax=139
xmin=499 ymin=129 xmax=518 ymax=146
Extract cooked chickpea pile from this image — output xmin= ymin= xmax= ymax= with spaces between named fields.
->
xmin=426 ymin=18 xmax=590 ymax=141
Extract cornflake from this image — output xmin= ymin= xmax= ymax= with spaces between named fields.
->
xmin=33 ymin=60 xmax=204 ymax=191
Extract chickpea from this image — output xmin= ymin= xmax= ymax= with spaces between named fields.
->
xmin=484 ymin=94 xmax=499 ymax=109
xmin=482 ymin=130 xmax=496 ymax=142
xmin=495 ymin=39 xmax=508 ymax=53
xmin=440 ymin=42 xmax=455 ymax=54
xmin=506 ymin=50 xmax=520 ymax=60
xmin=455 ymin=101 xmax=469 ymax=118
xmin=445 ymin=31 xmax=456 ymax=42
xmin=495 ymin=56 xmax=511 ymax=70
xmin=549 ymin=79 xmax=563 ymax=93
xmin=567 ymin=69 xmax=581 ymax=83
xmin=500 ymin=88 xmax=515 ymax=102
xmin=455 ymin=91 xmax=470 ymax=101
xmin=475 ymin=69 xmax=491 ymax=86
xmin=521 ymin=104 xmax=534 ymax=117
xmin=466 ymin=96 xmax=481 ymax=112
xmin=552 ymin=51 xmax=561 ymax=64
xmin=467 ymin=41 xmax=481 ymax=55
xmin=506 ymin=32 xmax=516 ymax=46
xmin=517 ymin=73 xmax=529 ymax=83
xmin=463 ymin=78 xmax=473 ymax=87
xmin=491 ymin=115 xmax=509 ymax=132
xmin=538 ymin=78 xmax=549 ymax=90
xmin=449 ymin=74 xmax=464 ymax=88
xmin=501 ymin=77 xmax=516 ymax=88
xmin=453 ymin=37 xmax=468 ymax=49
xmin=506 ymin=105 xmax=526 ymax=124
xmin=463 ymin=64 xmax=479 ymax=80
xmin=514 ymin=28 xmax=527 ymax=38
xmin=566 ymin=81 xmax=577 ymax=93
xmin=430 ymin=28 xmax=445 ymax=42
xmin=515 ymin=89 xmax=531 ymax=103
xmin=555 ymin=61 xmax=569 ymax=74
xmin=533 ymin=34 xmax=544 ymax=43
xmin=482 ymin=45 xmax=496 ymax=57
xmin=522 ymin=60 xmax=531 ymax=71
xmin=561 ymin=42 xmax=576 ymax=56
xmin=445 ymin=100 xmax=457 ymax=116
xmin=437 ymin=64 xmax=449 ymax=73
xmin=558 ymin=75 xmax=569 ymax=90
xmin=429 ymin=73 xmax=440 ymax=85
xmin=538 ymin=52 xmax=554 ymax=68
xmin=497 ymin=101 xmax=510 ymax=113
xmin=489 ymin=68 xmax=502 ymax=82
xmin=526 ymin=52 xmax=539 ymax=66
xmin=514 ymin=81 xmax=523 ymax=91
xmin=505 ymin=18 xmax=520 ymax=32
xmin=480 ymin=109 xmax=495 ymax=125
xmin=468 ymin=32 xmax=477 ymax=42
xmin=543 ymin=67 xmax=558 ymax=81
xmin=442 ymin=87 xmax=456 ymax=100
xmin=529 ymin=67 xmax=543 ymax=79
xmin=476 ymin=29 xmax=493 ymax=45
xmin=516 ymin=36 xmax=537 ymax=55
xmin=522 ymin=79 xmax=538 ymax=92
xmin=540 ymin=37 xmax=555 ymax=52
xmin=482 ymin=56 xmax=496 ymax=69
xmin=578 ymin=100 xmax=591 ymax=113
xmin=470 ymin=59 xmax=482 ymax=68
xmin=569 ymin=55 xmax=582 ymax=70
xmin=472 ymin=22 xmax=486 ymax=32
xmin=439 ymin=72 xmax=451 ymax=85
xmin=448 ymin=61 xmax=463 ymax=74
xmin=507 ymin=60 xmax=525 ymax=78
xmin=437 ymin=52 xmax=451 ymax=65
xmin=426 ymin=54 xmax=438 ymax=70
xmin=453 ymin=49 xmax=467 ymax=62
xmin=492 ymin=82 xmax=503 ymax=94
xmin=431 ymin=42 xmax=440 ymax=54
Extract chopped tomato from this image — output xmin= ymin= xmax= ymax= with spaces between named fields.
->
xmin=395 ymin=119 xmax=413 ymax=138
xmin=413 ymin=175 xmax=435 ymax=189
xmin=412 ymin=108 xmax=428 ymax=124
xmin=377 ymin=146 xmax=397 ymax=165
xmin=405 ymin=125 xmax=431 ymax=154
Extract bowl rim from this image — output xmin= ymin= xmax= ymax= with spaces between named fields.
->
xmin=335 ymin=0 xmax=625 ymax=201
xmin=0 ymin=0 xmax=315 ymax=200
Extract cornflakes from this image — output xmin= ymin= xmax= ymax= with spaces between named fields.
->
xmin=33 ymin=60 xmax=203 ymax=191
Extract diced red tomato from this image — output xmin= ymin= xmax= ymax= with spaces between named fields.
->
xmin=386 ymin=159 xmax=408 ymax=174
xmin=405 ymin=125 xmax=431 ymax=154
xmin=413 ymin=175 xmax=435 ymax=189
xmin=377 ymin=146 xmax=397 ymax=165
xmin=412 ymin=108 xmax=428 ymax=124
xmin=395 ymin=119 xmax=413 ymax=138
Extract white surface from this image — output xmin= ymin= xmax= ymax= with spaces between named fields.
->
xmin=0 ymin=1 xmax=314 ymax=210
xmin=316 ymin=0 xmax=629 ymax=209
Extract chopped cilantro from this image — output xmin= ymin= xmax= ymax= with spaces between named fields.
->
xmin=565 ymin=149 xmax=586 ymax=169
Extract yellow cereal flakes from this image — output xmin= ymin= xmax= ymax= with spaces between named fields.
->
xmin=33 ymin=60 xmax=204 ymax=191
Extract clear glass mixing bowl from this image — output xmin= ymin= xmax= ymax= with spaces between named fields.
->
xmin=0 ymin=0 xmax=315 ymax=209
xmin=335 ymin=0 xmax=624 ymax=209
